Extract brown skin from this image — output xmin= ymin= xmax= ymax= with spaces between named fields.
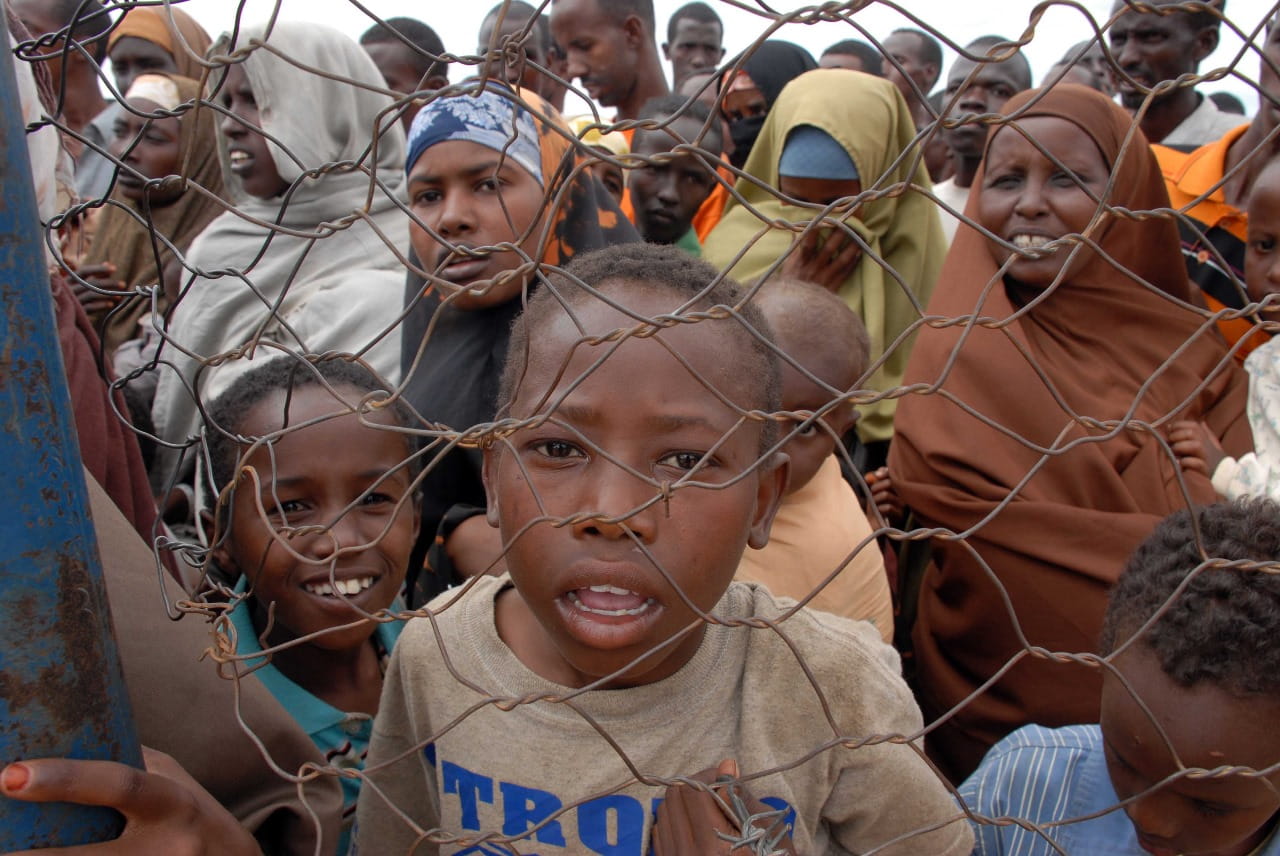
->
xmin=108 ymin=36 xmax=178 ymax=95
xmin=0 ymin=748 xmax=260 ymax=856
xmin=478 ymin=13 xmax=548 ymax=96
xmin=943 ymin=55 xmax=1027 ymax=189
xmin=1101 ymin=643 xmax=1280 ymax=856
xmin=1108 ymin=0 xmax=1220 ymax=145
xmin=777 ymin=175 xmax=865 ymax=294
xmin=867 ymin=467 xmax=903 ymax=522
xmin=361 ymin=40 xmax=448 ymax=131
xmin=550 ymin=0 xmax=669 ymax=120
xmin=70 ymin=96 xmax=186 ymax=316
xmin=652 ymin=759 xmax=798 ymax=855
xmin=11 ymin=0 xmax=109 ymax=140
xmin=662 ymin=18 xmax=724 ymax=91
xmin=882 ymin=31 xmax=938 ymax=128
xmin=210 ymin=387 xmax=418 ymax=715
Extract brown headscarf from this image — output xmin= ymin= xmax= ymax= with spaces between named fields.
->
xmin=888 ymin=85 xmax=1251 ymax=782
xmin=83 ymin=74 xmax=225 ymax=354
xmin=107 ymin=5 xmax=212 ymax=81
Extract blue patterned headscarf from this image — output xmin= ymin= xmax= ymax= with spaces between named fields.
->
xmin=405 ymin=85 xmax=544 ymax=186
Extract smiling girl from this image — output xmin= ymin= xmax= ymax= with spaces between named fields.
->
xmin=205 ymin=358 xmax=419 ymax=854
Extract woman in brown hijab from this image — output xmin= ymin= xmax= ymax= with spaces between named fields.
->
xmin=80 ymin=72 xmax=224 ymax=357
xmin=889 ymin=85 xmax=1251 ymax=783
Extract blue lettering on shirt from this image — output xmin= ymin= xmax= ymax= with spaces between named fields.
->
xmin=436 ymin=758 xmax=794 ymax=854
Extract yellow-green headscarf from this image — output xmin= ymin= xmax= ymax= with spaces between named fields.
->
xmin=702 ymin=69 xmax=946 ymax=443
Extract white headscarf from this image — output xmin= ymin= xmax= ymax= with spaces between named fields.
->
xmin=151 ymin=21 xmax=409 ymax=481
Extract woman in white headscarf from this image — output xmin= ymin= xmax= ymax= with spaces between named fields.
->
xmin=151 ymin=21 xmax=408 ymax=486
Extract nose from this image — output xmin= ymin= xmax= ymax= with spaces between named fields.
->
xmin=220 ymin=109 xmax=247 ymax=140
xmin=654 ymin=171 xmax=680 ymax=206
xmin=435 ymin=191 xmax=475 ymax=239
xmin=958 ymin=84 xmax=988 ymax=115
xmin=1115 ymin=34 xmax=1144 ymax=72
xmin=565 ymin=52 xmax=588 ymax=83
xmin=1012 ymin=177 xmax=1048 ymax=219
xmin=307 ymin=506 xmax=367 ymax=562
xmin=571 ymin=461 xmax=659 ymax=544
xmin=1124 ymin=792 xmax=1180 ymax=843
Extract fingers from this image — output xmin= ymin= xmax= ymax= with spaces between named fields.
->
xmin=1 ymin=758 xmax=187 ymax=824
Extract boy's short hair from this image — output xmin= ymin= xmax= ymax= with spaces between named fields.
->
xmin=667 ymin=1 xmax=722 ymax=42
xmin=481 ymin=1 xmax=552 ymax=56
xmin=636 ymin=93 xmax=723 ymax=155
xmin=823 ymin=39 xmax=884 ymax=77
xmin=754 ymin=277 xmax=871 ymax=389
xmin=360 ymin=16 xmax=449 ymax=83
xmin=1101 ymin=498 xmax=1280 ymax=696
xmin=499 ymin=244 xmax=781 ymax=448
xmin=599 ymin=0 xmax=657 ymax=35
xmin=205 ymin=358 xmax=419 ymax=496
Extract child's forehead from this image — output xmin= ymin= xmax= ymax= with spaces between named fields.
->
xmin=512 ymin=290 xmax=752 ymax=412
xmin=1103 ymin=643 xmax=1280 ymax=768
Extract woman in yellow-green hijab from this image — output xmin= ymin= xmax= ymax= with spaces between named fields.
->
xmin=702 ymin=69 xmax=945 ymax=455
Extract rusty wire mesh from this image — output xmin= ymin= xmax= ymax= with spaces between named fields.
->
xmin=12 ymin=0 xmax=1280 ymax=852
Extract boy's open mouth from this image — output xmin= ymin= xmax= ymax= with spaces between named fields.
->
xmin=566 ymin=584 xmax=656 ymax=617
xmin=302 ymin=575 xmax=377 ymax=598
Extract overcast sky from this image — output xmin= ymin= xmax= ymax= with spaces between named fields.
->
xmin=165 ymin=0 xmax=1276 ymax=115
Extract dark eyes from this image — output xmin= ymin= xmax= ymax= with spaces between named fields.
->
xmin=658 ymin=451 xmax=704 ymax=470
xmin=533 ymin=439 xmax=584 ymax=459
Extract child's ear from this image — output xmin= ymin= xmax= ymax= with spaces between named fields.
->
xmin=481 ymin=444 xmax=501 ymax=529
xmin=203 ymin=508 xmax=236 ymax=576
xmin=747 ymin=450 xmax=789 ymax=550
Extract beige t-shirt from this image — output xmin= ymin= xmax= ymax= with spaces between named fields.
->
xmin=737 ymin=455 xmax=894 ymax=642
xmin=356 ymin=575 xmax=972 ymax=855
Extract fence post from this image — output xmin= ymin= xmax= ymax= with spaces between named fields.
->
xmin=0 ymin=17 xmax=143 ymax=850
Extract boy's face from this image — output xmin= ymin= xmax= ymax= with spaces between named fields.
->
xmin=483 ymin=287 xmax=786 ymax=689
xmin=214 ymin=385 xmax=418 ymax=652
xmin=1245 ymin=166 xmax=1280 ymax=313
xmin=408 ymin=139 xmax=547 ymax=311
xmin=628 ymin=115 xmax=719 ymax=245
xmin=1100 ymin=642 xmax=1280 ymax=856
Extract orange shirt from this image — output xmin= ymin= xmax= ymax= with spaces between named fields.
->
xmin=1153 ymin=125 xmax=1266 ymax=360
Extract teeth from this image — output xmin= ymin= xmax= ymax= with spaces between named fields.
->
xmin=567 ymin=590 xmax=655 ymax=617
xmin=228 ymin=151 xmax=250 ymax=165
xmin=304 ymin=576 xmax=375 ymax=598
xmin=1012 ymin=234 xmax=1054 ymax=250
xmin=587 ymin=584 xmax=637 ymax=596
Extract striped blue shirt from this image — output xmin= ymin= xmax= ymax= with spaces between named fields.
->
xmin=960 ymin=724 xmax=1280 ymax=856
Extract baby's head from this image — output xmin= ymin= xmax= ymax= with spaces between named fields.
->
xmin=1244 ymin=156 xmax=1280 ymax=313
xmin=206 ymin=358 xmax=420 ymax=651
xmin=754 ymin=278 xmax=868 ymax=494
xmin=483 ymin=243 xmax=786 ymax=689
xmin=1099 ymin=499 xmax=1280 ymax=856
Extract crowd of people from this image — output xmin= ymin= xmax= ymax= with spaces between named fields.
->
xmin=5 ymin=0 xmax=1280 ymax=853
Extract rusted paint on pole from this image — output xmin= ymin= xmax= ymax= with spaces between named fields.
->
xmin=0 ymin=16 xmax=143 ymax=849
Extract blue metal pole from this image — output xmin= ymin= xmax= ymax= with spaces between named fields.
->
xmin=0 ymin=16 xmax=143 ymax=849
